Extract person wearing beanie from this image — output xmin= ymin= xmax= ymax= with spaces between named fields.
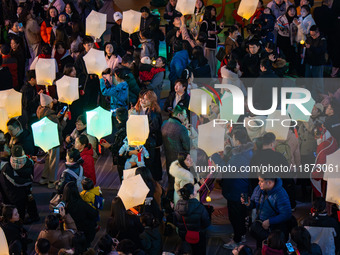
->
xmin=110 ymin=12 xmax=130 ymax=56
xmin=36 ymin=94 xmax=68 ymax=188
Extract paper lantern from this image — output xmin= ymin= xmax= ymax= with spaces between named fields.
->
xmin=86 ymin=10 xmax=107 ymax=39
xmin=189 ymin=89 xmax=212 ymax=116
xmin=86 ymin=106 xmax=112 ymax=140
xmin=122 ymin=10 xmax=142 ymax=34
xmin=287 ymin=92 xmax=315 ymax=122
xmin=265 ymin=110 xmax=290 ymax=141
xmin=0 ymin=227 xmax=9 ymax=255
xmin=0 ymin=89 xmax=22 ymax=118
xmin=324 ymin=149 xmax=340 ymax=181
xmin=123 ymin=167 xmax=137 ymax=180
xmin=326 ymin=178 xmax=340 ymax=205
xmin=220 ymin=92 xmax=240 ymax=123
xmin=32 ymin=117 xmax=60 ymax=151
xmin=237 ymin=0 xmax=259 ymax=20
xmin=126 ymin=115 xmax=149 ymax=146
xmin=118 ymin=174 xmax=150 ymax=210
xmin=176 ymin=0 xmax=196 ymax=15
xmin=0 ymin=108 xmax=8 ymax=133
xmin=56 ymin=75 xmax=79 ymax=105
xmin=198 ymin=120 xmax=225 ymax=156
xmin=35 ymin=58 xmax=56 ymax=85
xmin=83 ymin=48 xmax=108 ymax=76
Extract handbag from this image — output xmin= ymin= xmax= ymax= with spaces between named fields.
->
xmin=216 ymin=47 xmax=226 ymax=62
xmin=182 ymin=216 xmax=200 ymax=244
xmin=49 ymin=193 xmax=62 ymax=210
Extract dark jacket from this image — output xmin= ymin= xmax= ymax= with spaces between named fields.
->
xmin=324 ymin=114 xmax=340 ymax=145
xmin=215 ymin=143 xmax=253 ymax=202
xmin=65 ymin=198 xmax=98 ymax=244
xmin=110 ymin=23 xmax=130 ymax=56
xmin=10 ymin=129 xmax=35 ymax=156
xmin=200 ymin=19 xmax=222 ymax=49
xmin=0 ymin=221 xmax=26 ymax=253
xmin=106 ymin=214 xmax=144 ymax=248
xmin=164 ymin=91 xmax=190 ymax=112
xmin=241 ymin=51 xmax=262 ymax=78
xmin=314 ymin=5 xmax=333 ymax=36
xmin=161 ymin=117 xmax=190 ymax=171
xmin=163 ymin=1 xmax=181 ymax=25
xmin=174 ymin=198 xmax=211 ymax=239
xmin=0 ymin=66 xmax=12 ymax=90
xmin=145 ymin=109 xmax=163 ymax=149
xmin=21 ymin=81 xmax=40 ymax=118
xmin=57 ymin=162 xmax=82 ymax=194
xmin=305 ymin=35 xmax=327 ymax=66
xmin=169 ymin=50 xmax=189 ymax=86
xmin=2 ymin=157 xmax=34 ymax=188
xmin=125 ymin=70 xmax=140 ymax=105
xmin=249 ymin=178 xmax=292 ymax=225
xmin=139 ymin=227 xmax=162 ymax=255
xmin=253 ymin=70 xmax=280 ymax=110
xmin=188 ymin=59 xmax=211 ymax=78
xmin=298 ymin=243 xmax=322 ymax=255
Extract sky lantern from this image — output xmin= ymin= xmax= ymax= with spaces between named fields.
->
xmin=189 ymin=89 xmax=213 ymax=116
xmin=0 ymin=89 xmax=22 ymax=118
xmin=0 ymin=108 xmax=8 ymax=133
xmin=83 ymin=48 xmax=108 ymax=76
xmin=324 ymin=149 xmax=340 ymax=181
xmin=265 ymin=110 xmax=290 ymax=141
xmin=287 ymin=92 xmax=315 ymax=122
xmin=118 ymin=174 xmax=150 ymax=210
xmin=0 ymin=227 xmax=9 ymax=255
xmin=86 ymin=106 xmax=112 ymax=140
xmin=56 ymin=75 xmax=79 ymax=105
xmin=123 ymin=167 xmax=137 ymax=180
xmin=176 ymin=0 xmax=196 ymax=15
xmin=122 ymin=10 xmax=142 ymax=34
xmin=86 ymin=10 xmax=107 ymax=39
xmin=326 ymin=178 xmax=340 ymax=205
xmin=198 ymin=120 xmax=225 ymax=156
xmin=237 ymin=0 xmax=259 ymax=20
xmin=126 ymin=115 xmax=149 ymax=146
xmin=35 ymin=58 xmax=56 ymax=86
xmin=31 ymin=117 xmax=60 ymax=152
xmin=220 ymin=92 xmax=240 ymax=123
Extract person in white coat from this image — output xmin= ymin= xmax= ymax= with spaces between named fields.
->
xmin=294 ymin=5 xmax=315 ymax=43
xmin=169 ymin=152 xmax=200 ymax=205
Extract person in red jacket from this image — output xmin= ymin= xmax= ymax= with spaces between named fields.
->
xmin=75 ymin=134 xmax=96 ymax=185
xmin=1 ymin=44 xmax=18 ymax=90
xmin=40 ymin=6 xmax=58 ymax=45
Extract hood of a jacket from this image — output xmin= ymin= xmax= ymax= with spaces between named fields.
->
xmin=266 ymin=177 xmax=283 ymax=196
xmin=81 ymin=144 xmax=94 ymax=157
xmin=176 ymin=198 xmax=201 ymax=216
xmin=262 ymin=244 xmax=285 ymax=255
xmin=169 ymin=160 xmax=192 ymax=180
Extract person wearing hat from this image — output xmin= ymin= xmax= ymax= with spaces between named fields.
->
xmin=36 ymin=94 xmax=68 ymax=188
xmin=110 ymin=12 xmax=130 ymax=56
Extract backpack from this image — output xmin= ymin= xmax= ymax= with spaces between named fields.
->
xmin=275 ymin=141 xmax=291 ymax=164
xmin=88 ymin=192 xmax=104 ymax=210
xmin=64 ymin=166 xmax=84 ymax=192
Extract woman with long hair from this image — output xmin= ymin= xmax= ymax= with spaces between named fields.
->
xmin=104 ymin=42 xmax=122 ymax=72
xmin=40 ymin=6 xmax=59 ymax=44
xmin=188 ymin=46 xmax=211 ymax=78
xmin=63 ymin=182 xmax=98 ymax=246
xmin=132 ymin=90 xmax=162 ymax=180
xmin=64 ymin=2 xmax=81 ymax=23
xmin=199 ymin=5 xmax=224 ymax=77
xmin=106 ymin=196 xmax=144 ymax=248
xmin=75 ymin=134 xmax=96 ymax=184
xmin=10 ymin=35 xmax=26 ymax=89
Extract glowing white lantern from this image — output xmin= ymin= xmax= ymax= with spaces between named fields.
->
xmin=123 ymin=167 xmax=137 ymax=180
xmin=265 ymin=110 xmax=290 ymax=141
xmin=0 ymin=227 xmax=9 ymax=255
xmin=176 ymin=0 xmax=196 ymax=15
xmin=32 ymin=117 xmax=60 ymax=151
xmin=189 ymin=89 xmax=213 ymax=116
xmin=126 ymin=115 xmax=149 ymax=146
xmin=86 ymin=10 xmax=107 ymax=39
xmin=83 ymin=48 xmax=108 ymax=76
xmin=0 ymin=108 xmax=8 ymax=133
xmin=287 ymin=92 xmax=315 ymax=122
xmin=35 ymin=58 xmax=56 ymax=85
xmin=237 ymin=0 xmax=259 ymax=20
xmin=326 ymin=178 xmax=340 ymax=205
xmin=86 ymin=106 xmax=112 ymax=140
xmin=198 ymin=120 xmax=225 ymax=156
xmin=122 ymin=10 xmax=142 ymax=34
xmin=56 ymin=75 xmax=79 ymax=105
xmin=324 ymin=149 xmax=340 ymax=181
xmin=220 ymin=92 xmax=241 ymax=123
xmin=0 ymin=89 xmax=22 ymax=118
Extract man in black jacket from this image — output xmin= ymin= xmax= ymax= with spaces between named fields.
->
xmin=7 ymin=118 xmax=35 ymax=156
xmin=241 ymin=40 xmax=263 ymax=80
xmin=21 ymin=70 xmax=40 ymax=127
xmin=111 ymin=12 xmax=130 ymax=57
xmin=305 ymin=25 xmax=327 ymax=101
xmin=164 ymin=79 xmax=190 ymax=113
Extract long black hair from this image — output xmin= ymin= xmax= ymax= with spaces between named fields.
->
xmin=203 ymin=5 xmax=216 ymax=22
xmin=178 ymin=152 xmax=190 ymax=170
xmin=179 ymin=183 xmax=194 ymax=200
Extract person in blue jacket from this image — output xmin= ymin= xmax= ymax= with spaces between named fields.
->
xmin=100 ymin=67 xmax=129 ymax=115
xmin=210 ymin=128 xmax=253 ymax=249
xmin=169 ymin=39 xmax=189 ymax=91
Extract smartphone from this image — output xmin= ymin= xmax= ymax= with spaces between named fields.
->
xmin=53 ymin=207 xmax=60 ymax=214
xmin=286 ymin=243 xmax=295 ymax=253
xmin=18 ymin=23 xmax=23 ymax=28
xmin=60 ymin=106 xmax=67 ymax=115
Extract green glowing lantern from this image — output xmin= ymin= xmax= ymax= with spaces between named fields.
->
xmin=32 ymin=117 xmax=60 ymax=151
xmin=86 ymin=106 xmax=112 ymax=140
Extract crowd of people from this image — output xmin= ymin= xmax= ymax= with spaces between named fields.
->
xmin=0 ymin=0 xmax=340 ymax=254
